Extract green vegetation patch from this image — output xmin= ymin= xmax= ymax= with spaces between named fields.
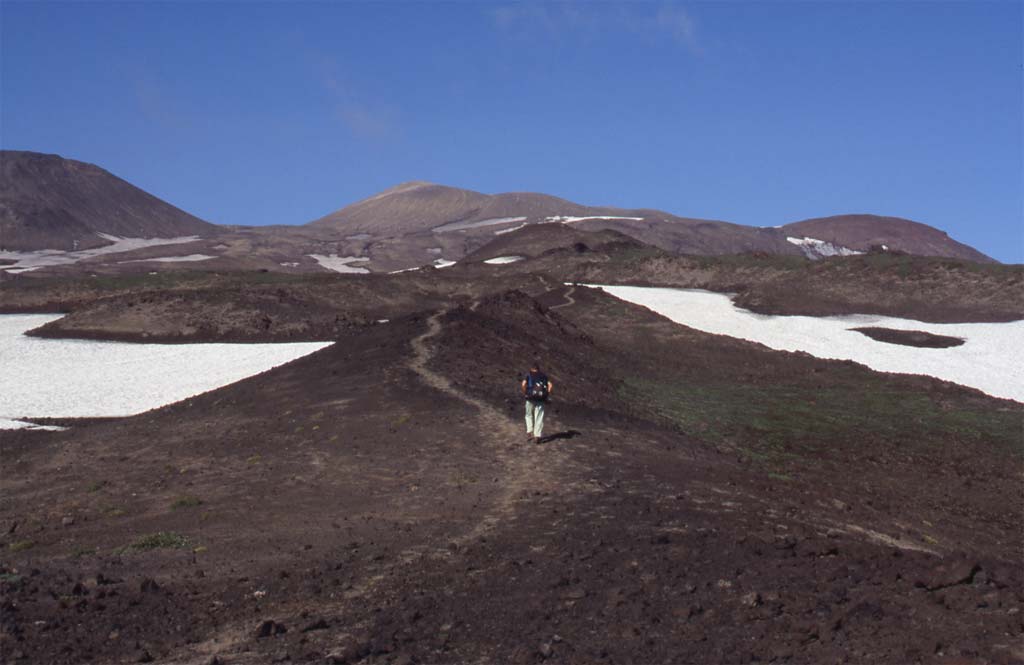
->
xmin=620 ymin=376 xmax=1023 ymax=467
xmin=7 ymin=540 xmax=36 ymax=552
xmin=122 ymin=531 xmax=190 ymax=552
xmin=170 ymin=495 xmax=203 ymax=510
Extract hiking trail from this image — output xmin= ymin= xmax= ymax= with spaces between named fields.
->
xmin=549 ymin=285 xmax=577 ymax=310
xmin=408 ymin=308 xmax=566 ymax=544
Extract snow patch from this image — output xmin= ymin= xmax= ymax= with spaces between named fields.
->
xmin=432 ymin=259 xmax=457 ymax=269
xmin=0 ymin=314 xmax=332 ymax=420
xmin=483 ymin=256 xmax=525 ymax=265
xmin=121 ymin=254 xmax=215 ymax=264
xmin=0 ymin=418 xmax=68 ymax=432
xmin=786 ymin=236 xmax=864 ymax=259
xmin=433 ymin=217 xmax=528 ymax=233
xmin=0 ymin=234 xmax=202 ymax=272
xmin=545 ymin=215 xmax=644 ymax=225
xmin=586 ymin=285 xmax=1023 ymax=403
xmin=494 ymin=223 xmax=529 ymax=236
xmin=307 ymin=254 xmax=370 ymax=274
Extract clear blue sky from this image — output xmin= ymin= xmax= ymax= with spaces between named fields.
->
xmin=2 ymin=2 xmax=1021 ymax=262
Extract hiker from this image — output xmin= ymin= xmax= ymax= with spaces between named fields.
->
xmin=521 ymin=362 xmax=553 ymax=444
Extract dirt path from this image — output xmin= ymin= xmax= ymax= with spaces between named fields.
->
xmin=408 ymin=308 xmax=566 ymax=544
xmin=549 ymin=285 xmax=577 ymax=310
xmin=171 ymin=312 xmax=573 ymax=665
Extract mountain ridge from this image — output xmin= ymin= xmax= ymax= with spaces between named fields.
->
xmin=0 ymin=151 xmax=998 ymax=265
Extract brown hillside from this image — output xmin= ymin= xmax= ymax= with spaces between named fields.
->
xmin=781 ymin=214 xmax=994 ymax=263
xmin=0 ymin=151 xmax=216 ymax=252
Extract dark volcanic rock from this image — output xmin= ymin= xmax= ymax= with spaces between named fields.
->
xmin=852 ymin=327 xmax=966 ymax=348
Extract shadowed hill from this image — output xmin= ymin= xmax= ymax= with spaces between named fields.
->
xmin=0 ymin=151 xmax=216 ymax=252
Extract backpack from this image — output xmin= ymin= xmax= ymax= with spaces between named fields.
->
xmin=525 ymin=373 xmax=549 ymax=401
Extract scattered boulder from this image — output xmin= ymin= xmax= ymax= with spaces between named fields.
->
xmin=917 ymin=561 xmax=980 ymax=591
xmin=301 ymin=618 xmax=329 ymax=632
xmin=255 ymin=620 xmax=287 ymax=638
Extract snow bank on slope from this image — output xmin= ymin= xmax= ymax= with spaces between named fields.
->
xmin=307 ymin=254 xmax=370 ymax=274
xmin=0 ymin=418 xmax=67 ymax=431
xmin=0 ymin=314 xmax=332 ymax=422
xmin=787 ymin=236 xmax=864 ymax=258
xmin=122 ymin=254 xmax=216 ymax=263
xmin=434 ymin=217 xmax=527 ymax=233
xmin=588 ymin=286 xmax=1023 ymax=403
xmin=546 ymin=215 xmax=644 ymax=224
xmin=483 ymin=256 xmax=525 ymax=265
xmin=0 ymin=234 xmax=203 ymax=272
xmin=495 ymin=223 xmax=529 ymax=236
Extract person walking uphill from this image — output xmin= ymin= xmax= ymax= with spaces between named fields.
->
xmin=521 ymin=362 xmax=553 ymax=444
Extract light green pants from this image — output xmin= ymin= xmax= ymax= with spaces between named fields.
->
xmin=524 ymin=400 xmax=545 ymax=437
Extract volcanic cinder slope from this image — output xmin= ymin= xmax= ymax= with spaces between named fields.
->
xmin=0 ymin=151 xmax=216 ymax=252
xmin=0 ymin=278 xmax=1020 ymax=664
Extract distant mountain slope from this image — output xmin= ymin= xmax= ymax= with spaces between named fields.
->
xmin=305 ymin=182 xmax=998 ymax=269
xmin=0 ymin=151 xmax=216 ymax=251
xmin=305 ymin=181 xmax=802 ymax=265
xmin=462 ymin=223 xmax=645 ymax=262
xmin=781 ymin=214 xmax=994 ymax=263
xmin=307 ymin=181 xmax=609 ymax=236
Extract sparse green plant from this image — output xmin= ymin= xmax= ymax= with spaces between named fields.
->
xmin=122 ymin=531 xmax=190 ymax=552
xmin=70 ymin=545 xmax=97 ymax=559
xmin=8 ymin=540 xmax=35 ymax=552
xmin=171 ymin=496 xmax=203 ymax=510
xmin=86 ymin=480 xmax=108 ymax=493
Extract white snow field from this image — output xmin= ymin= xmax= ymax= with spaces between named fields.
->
xmin=786 ymin=236 xmax=864 ymax=259
xmin=0 ymin=314 xmax=332 ymax=426
xmin=307 ymin=254 xmax=370 ymax=274
xmin=483 ymin=256 xmax=525 ymax=265
xmin=0 ymin=233 xmax=202 ymax=273
xmin=587 ymin=286 xmax=1024 ymax=403
xmin=0 ymin=418 xmax=67 ymax=432
xmin=545 ymin=215 xmax=644 ymax=224
xmin=121 ymin=254 xmax=216 ymax=263
xmin=494 ymin=223 xmax=528 ymax=236
xmin=433 ymin=216 xmax=527 ymax=233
